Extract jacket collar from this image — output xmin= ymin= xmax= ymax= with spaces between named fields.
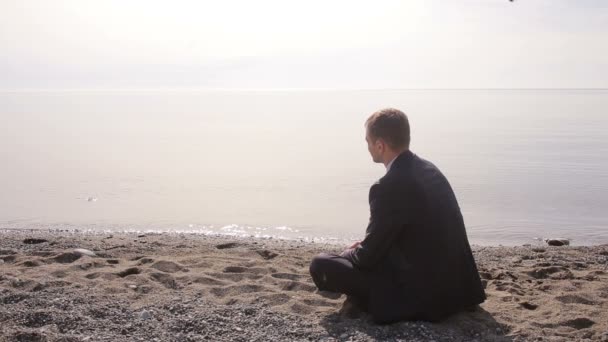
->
xmin=386 ymin=150 xmax=414 ymax=174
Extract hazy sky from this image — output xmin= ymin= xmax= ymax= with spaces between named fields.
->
xmin=1 ymin=0 xmax=607 ymax=89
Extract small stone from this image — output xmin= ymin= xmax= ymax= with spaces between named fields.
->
xmin=128 ymin=284 xmax=137 ymax=289
xmin=74 ymin=248 xmax=97 ymax=257
xmin=23 ymin=238 xmax=48 ymax=244
xmin=544 ymin=238 xmax=570 ymax=246
xmin=140 ymin=310 xmax=152 ymax=320
xmin=235 ymin=327 xmax=242 ymax=332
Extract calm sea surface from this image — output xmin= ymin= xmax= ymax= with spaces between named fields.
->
xmin=1 ymin=90 xmax=607 ymax=245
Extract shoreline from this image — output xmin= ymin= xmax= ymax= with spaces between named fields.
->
xmin=1 ymin=230 xmax=607 ymax=341
xmin=1 ymin=227 xmax=603 ymax=248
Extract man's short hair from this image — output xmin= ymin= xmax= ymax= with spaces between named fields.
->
xmin=365 ymin=108 xmax=410 ymax=149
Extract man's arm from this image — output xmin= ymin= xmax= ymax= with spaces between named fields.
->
xmin=342 ymin=182 xmax=408 ymax=270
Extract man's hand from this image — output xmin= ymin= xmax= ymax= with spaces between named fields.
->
xmin=340 ymin=241 xmax=361 ymax=258
xmin=348 ymin=241 xmax=361 ymax=249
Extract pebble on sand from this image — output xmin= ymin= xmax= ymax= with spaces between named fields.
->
xmin=74 ymin=248 xmax=97 ymax=257
xmin=140 ymin=310 xmax=152 ymax=320
xmin=544 ymin=238 xmax=570 ymax=247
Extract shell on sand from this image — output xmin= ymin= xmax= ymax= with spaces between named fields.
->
xmin=74 ymin=248 xmax=97 ymax=257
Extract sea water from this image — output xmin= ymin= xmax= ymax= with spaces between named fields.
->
xmin=1 ymin=89 xmax=607 ymax=245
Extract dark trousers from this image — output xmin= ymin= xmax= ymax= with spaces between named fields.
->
xmin=309 ymin=253 xmax=371 ymax=306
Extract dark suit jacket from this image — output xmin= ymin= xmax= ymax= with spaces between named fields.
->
xmin=343 ymin=150 xmax=486 ymax=323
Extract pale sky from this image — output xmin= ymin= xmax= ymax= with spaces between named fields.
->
xmin=1 ymin=0 xmax=607 ymax=89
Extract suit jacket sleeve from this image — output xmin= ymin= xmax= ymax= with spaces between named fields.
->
xmin=343 ymin=181 xmax=408 ymax=270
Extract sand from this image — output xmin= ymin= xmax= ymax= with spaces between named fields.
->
xmin=1 ymin=229 xmax=607 ymax=342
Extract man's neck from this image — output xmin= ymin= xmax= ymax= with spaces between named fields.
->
xmin=382 ymin=148 xmax=407 ymax=168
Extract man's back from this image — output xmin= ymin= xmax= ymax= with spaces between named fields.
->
xmin=348 ymin=150 xmax=486 ymax=322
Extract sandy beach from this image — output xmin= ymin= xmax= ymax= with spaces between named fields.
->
xmin=1 ymin=230 xmax=607 ymax=342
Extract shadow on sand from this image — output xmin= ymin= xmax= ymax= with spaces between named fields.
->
xmin=319 ymin=305 xmax=513 ymax=341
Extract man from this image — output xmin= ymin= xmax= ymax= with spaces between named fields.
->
xmin=309 ymin=108 xmax=486 ymax=324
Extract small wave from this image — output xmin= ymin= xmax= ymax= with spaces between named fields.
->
xmin=0 ymin=222 xmax=351 ymax=246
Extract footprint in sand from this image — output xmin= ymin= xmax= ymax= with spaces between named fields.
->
xmin=223 ymin=298 xmax=240 ymax=305
xmin=52 ymin=252 xmax=82 ymax=264
xmin=149 ymin=272 xmax=178 ymax=289
xmin=519 ymin=301 xmax=538 ymax=310
xmin=1 ymin=255 xmax=17 ymax=263
xmin=302 ymin=298 xmax=336 ymax=307
xmin=51 ymin=270 xmax=68 ymax=278
xmin=580 ymin=270 xmax=605 ymax=281
xmin=1 ymin=293 xmax=30 ymax=305
xmin=315 ymin=290 xmax=343 ymax=300
xmin=209 ymin=284 xmax=268 ymax=297
xmin=31 ymin=280 xmax=71 ymax=292
xmin=256 ymin=250 xmax=278 ymax=260
xmin=288 ymin=302 xmax=314 ymax=315
xmin=31 ymin=251 xmax=55 ymax=257
xmin=527 ymin=266 xmax=574 ymax=280
xmin=254 ymin=293 xmax=292 ymax=306
xmin=8 ymin=279 xmax=38 ymax=290
xmin=271 ymin=273 xmax=304 ymax=281
xmin=597 ymin=286 xmax=608 ymax=299
xmin=494 ymin=281 xmax=525 ymax=296
xmin=22 ymin=311 xmax=53 ymax=328
xmin=136 ymin=257 xmax=155 ymax=265
xmin=116 ymin=267 xmax=141 ymax=278
xmin=22 ymin=238 xmax=48 ymax=245
xmin=223 ymin=266 xmax=269 ymax=275
xmin=279 ymin=280 xmax=316 ymax=292
xmin=479 ymin=271 xmax=493 ymax=280
xmin=85 ymin=272 xmax=120 ymax=280
xmin=150 ymin=260 xmax=187 ymax=273
xmin=223 ymin=266 xmax=249 ymax=273
xmin=191 ymin=276 xmax=227 ymax=286
xmin=215 ymin=242 xmax=240 ymax=249
xmin=69 ymin=261 xmax=107 ymax=271
xmin=19 ymin=260 xmax=43 ymax=267
xmin=207 ymin=272 xmax=263 ymax=282
xmin=12 ymin=332 xmax=47 ymax=341
xmin=555 ymin=294 xmax=595 ymax=305
xmin=561 ymin=317 xmax=595 ymax=330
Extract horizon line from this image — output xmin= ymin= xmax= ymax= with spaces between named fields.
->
xmin=1 ymin=87 xmax=607 ymax=92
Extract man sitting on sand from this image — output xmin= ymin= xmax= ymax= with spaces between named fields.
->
xmin=309 ymin=108 xmax=486 ymax=324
